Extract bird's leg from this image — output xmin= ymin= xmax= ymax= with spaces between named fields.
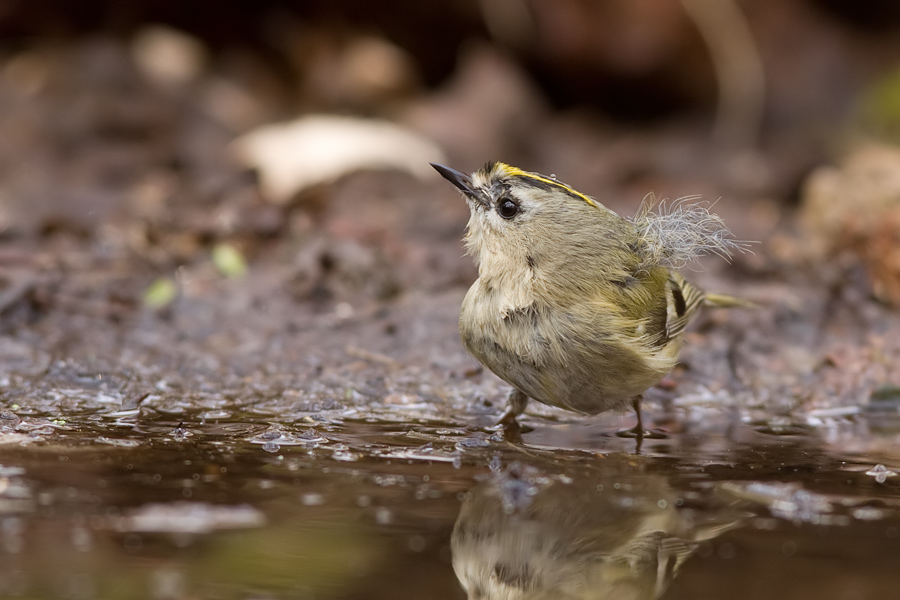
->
xmin=498 ymin=388 xmax=528 ymax=426
xmin=632 ymin=395 xmax=645 ymax=439
xmin=616 ymin=395 xmax=647 ymax=444
xmin=496 ymin=388 xmax=529 ymax=443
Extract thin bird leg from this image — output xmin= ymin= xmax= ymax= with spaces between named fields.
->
xmin=498 ymin=388 xmax=528 ymax=426
xmin=616 ymin=395 xmax=647 ymax=444
xmin=632 ymin=395 xmax=645 ymax=438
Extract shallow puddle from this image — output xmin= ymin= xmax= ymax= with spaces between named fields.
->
xmin=0 ymin=411 xmax=898 ymax=600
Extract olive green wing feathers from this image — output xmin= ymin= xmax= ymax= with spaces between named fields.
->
xmin=663 ymin=272 xmax=706 ymax=342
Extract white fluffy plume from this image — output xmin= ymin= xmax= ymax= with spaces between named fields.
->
xmin=631 ymin=194 xmax=752 ymax=271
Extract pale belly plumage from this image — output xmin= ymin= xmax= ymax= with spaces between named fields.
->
xmin=459 ymin=280 xmax=678 ymax=415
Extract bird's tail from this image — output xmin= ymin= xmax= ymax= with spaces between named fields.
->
xmin=703 ymin=292 xmax=755 ymax=309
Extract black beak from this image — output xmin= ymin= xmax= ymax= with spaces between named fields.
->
xmin=431 ymin=163 xmax=475 ymax=195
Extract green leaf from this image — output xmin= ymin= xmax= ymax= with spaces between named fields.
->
xmin=212 ymin=243 xmax=248 ymax=278
xmin=143 ymin=277 xmax=178 ymax=309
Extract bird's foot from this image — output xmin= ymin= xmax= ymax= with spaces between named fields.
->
xmin=496 ymin=418 xmax=525 ymax=443
xmin=492 ymin=410 xmax=533 ymax=439
xmin=491 ymin=389 xmax=532 ymax=439
xmin=615 ymin=425 xmax=666 ymax=440
xmin=617 ymin=394 xmax=667 ymax=443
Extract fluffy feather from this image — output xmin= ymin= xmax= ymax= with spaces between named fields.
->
xmin=631 ymin=194 xmax=751 ymax=272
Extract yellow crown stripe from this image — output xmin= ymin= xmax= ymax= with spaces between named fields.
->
xmin=499 ymin=163 xmax=598 ymax=207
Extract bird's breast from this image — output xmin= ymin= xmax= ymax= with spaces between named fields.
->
xmin=459 ymin=278 xmax=678 ymax=414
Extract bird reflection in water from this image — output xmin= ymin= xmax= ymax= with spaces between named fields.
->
xmin=452 ymin=459 xmax=740 ymax=600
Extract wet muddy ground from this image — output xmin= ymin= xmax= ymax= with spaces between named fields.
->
xmin=3 ymin=2 xmax=900 ymax=598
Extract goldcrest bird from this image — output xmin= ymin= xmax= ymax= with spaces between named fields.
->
xmin=432 ymin=161 xmax=745 ymax=438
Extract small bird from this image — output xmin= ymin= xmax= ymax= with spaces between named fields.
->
xmin=432 ymin=161 xmax=746 ymax=439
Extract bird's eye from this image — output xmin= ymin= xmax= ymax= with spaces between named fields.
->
xmin=497 ymin=198 xmax=520 ymax=219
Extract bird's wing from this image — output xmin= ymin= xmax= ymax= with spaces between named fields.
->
xmin=664 ymin=272 xmax=706 ymax=341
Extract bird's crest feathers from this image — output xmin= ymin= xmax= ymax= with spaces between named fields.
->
xmin=473 ymin=162 xmax=599 ymax=208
